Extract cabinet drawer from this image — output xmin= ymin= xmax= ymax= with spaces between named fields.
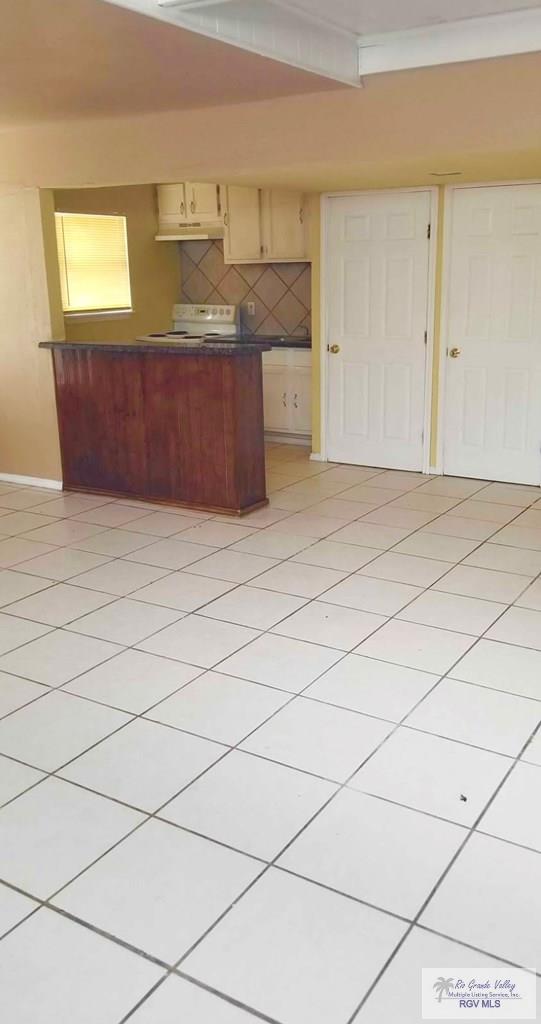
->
xmin=263 ymin=348 xmax=312 ymax=368
xmin=288 ymin=349 xmax=312 ymax=368
xmin=263 ymin=349 xmax=289 ymax=367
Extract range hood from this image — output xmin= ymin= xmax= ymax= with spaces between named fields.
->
xmin=155 ymin=223 xmax=224 ymax=242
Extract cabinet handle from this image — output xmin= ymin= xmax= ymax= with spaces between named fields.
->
xmin=180 ymin=201 xmax=185 ymax=215
xmin=293 ymin=393 xmax=298 ymax=408
xmin=223 ymin=211 xmax=229 ymax=226
xmin=190 ymin=199 xmax=196 ymax=214
xmin=282 ymin=392 xmax=287 ymax=407
xmin=299 ymin=207 xmax=304 ymax=224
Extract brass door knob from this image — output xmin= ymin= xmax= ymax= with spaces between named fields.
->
xmin=449 ymin=347 xmax=462 ymax=358
xmin=329 ymin=344 xmax=341 ymax=354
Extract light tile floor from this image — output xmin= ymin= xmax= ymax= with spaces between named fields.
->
xmin=0 ymin=443 xmax=540 ymax=1023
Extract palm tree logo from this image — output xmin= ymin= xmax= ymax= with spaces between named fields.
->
xmin=433 ymin=977 xmax=454 ymax=1002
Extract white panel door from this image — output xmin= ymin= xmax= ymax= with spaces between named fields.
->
xmin=326 ymin=191 xmax=431 ymax=469
xmin=444 ymin=185 xmax=541 ymax=485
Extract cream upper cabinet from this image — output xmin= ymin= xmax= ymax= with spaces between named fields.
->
xmin=157 ymin=184 xmax=187 ymax=225
xmin=185 ymin=182 xmax=220 ymax=222
xmin=223 ymin=186 xmax=262 ymax=263
xmin=157 ymin=183 xmax=221 ymax=227
xmin=261 ymin=190 xmax=306 ymax=260
xmin=223 ymin=186 xmax=308 ymax=263
xmin=157 ymin=183 xmax=307 ymax=257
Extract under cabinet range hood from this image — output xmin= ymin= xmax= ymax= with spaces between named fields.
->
xmin=155 ymin=183 xmax=224 ymax=240
xmin=155 ymin=224 xmax=224 ymax=241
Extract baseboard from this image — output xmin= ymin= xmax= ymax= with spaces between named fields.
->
xmin=0 ymin=473 xmax=63 ymax=490
xmin=309 ymin=452 xmax=327 ymax=462
xmin=264 ymin=432 xmax=311 ymax=447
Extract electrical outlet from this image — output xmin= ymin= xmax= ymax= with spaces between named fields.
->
xmin=246 ymin=301 xmax=256 ymax=316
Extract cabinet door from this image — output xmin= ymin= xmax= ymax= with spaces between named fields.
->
xmin=223 ymin=186 xmax=262 ymax=263
xmin=186 ymin=182 xmax=220 ymax=221
xmin=263 ymin=365 xmax=290 ymax=432
xmin=262 ymin=190 xmax=306 ymax=260
xmin=290 ymin=365 xmax=312 ymax=435
xmin=157 ymin=184 xmax=187 ymax=224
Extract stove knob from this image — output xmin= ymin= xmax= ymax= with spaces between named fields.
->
xmin=212 ymin=307 xmax=217 ymax=315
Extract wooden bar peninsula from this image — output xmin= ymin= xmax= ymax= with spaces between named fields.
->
xmin=40 ymin=338 xmax=271 ymax=515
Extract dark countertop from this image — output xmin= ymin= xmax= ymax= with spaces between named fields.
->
xmin=39 ymin=339 xmax=271 ymax=356
xmin=235 ymin=334 xmax=311 ymax=349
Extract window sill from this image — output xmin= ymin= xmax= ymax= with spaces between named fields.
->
xmin=64 ymin=310 xmax=133 ymax=323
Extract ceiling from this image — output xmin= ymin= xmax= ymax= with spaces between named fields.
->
xmin=0 ymin=0 xmax=339 ymax=127
xmin=5 ymin=0 xmax=541 ymax=127
xmin=291 ymin=0 xmax=541 ymax=35
xmin=106 ymin=0 xmax=541 ymax=83
xmin=3 ymin=0 xmax=541 ymax=192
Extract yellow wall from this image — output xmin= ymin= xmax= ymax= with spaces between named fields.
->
xmin=0 ymin=184 xmax=180 ymax=484
xmin=40 ymin=190 xmax=66 ymax=343
xmin=429 ymin=188 xmax=446 ymax=468
xmin=0 ymin=187 xmax=62 ymax=481
xmin=53 ymin=185 xmax=180 ymax=342
xmin=305 ymin=195 xmax=322 ymax=455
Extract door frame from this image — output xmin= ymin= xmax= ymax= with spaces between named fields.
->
xmin=319 ymin=186 xmax=439 ymax=473
xmin=437 ymin=179 xmax=541 ymax=477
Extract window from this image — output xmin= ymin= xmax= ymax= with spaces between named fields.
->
xmin=55 ymin=212 xmax=132 ymax=315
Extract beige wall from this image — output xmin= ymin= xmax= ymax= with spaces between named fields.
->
xmin=0 ymin=187 xmax=62 ymax=481
xmin=2 ymin=54 xmax=541 ymax=194
xmin=54 ymin=185 xmax=180 ymax=341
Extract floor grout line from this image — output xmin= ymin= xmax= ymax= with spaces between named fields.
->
xmin=344 ymin=715 xmax=541 ymax=1022
xmin=0 ymin=454 xmax=540 ymax=1022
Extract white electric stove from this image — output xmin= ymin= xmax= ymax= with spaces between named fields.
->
xmin=137 ymin=303 xmax=240 ymax=344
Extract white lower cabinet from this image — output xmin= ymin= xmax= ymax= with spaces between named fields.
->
xmin=289 ymin=365 xmax=312 ymax=434
xmin=262 ymin=349 xmax=312 ymax=436
xmin=262 ymin=365 xmax=289 ymax=432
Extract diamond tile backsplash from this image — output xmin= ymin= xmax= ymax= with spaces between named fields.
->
xmin=179 ymin=240 xmax=311 ymax=337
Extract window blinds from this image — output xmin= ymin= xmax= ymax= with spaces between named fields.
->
xmin=55 ymin=212 xmax=132 ymax=313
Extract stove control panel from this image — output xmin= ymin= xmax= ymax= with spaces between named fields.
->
xmin=172 ymin=303 xmax=237 ymax=323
